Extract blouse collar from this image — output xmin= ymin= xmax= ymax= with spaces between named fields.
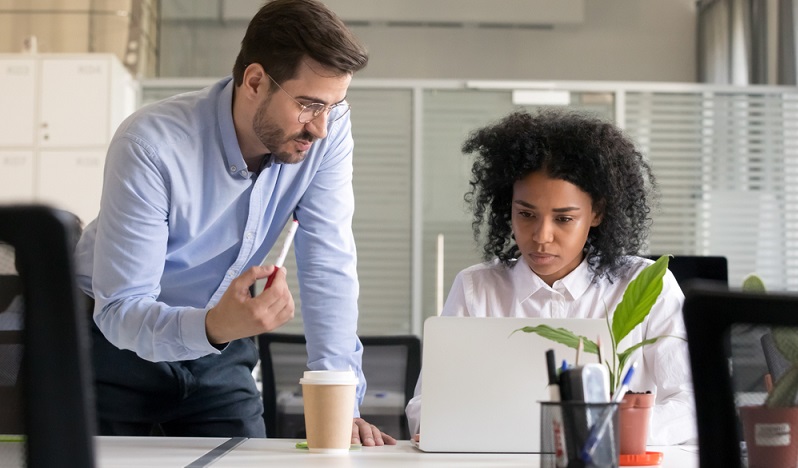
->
xmin=511 ymin=254 xmax=594 ymax=304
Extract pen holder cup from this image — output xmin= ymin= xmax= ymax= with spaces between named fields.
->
xmin=540 ymin=401 xmax=620 ymax=468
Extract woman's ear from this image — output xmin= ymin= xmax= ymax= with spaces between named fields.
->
xmin=591 ymin=201 xmax=605 ymax=227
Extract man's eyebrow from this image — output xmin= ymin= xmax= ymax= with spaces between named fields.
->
xmin=513 ymin=200 xmax=582 ymax=212
xmin=294 ymin=94 xmax=348 ymax=106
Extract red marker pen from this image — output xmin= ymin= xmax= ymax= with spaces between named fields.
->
xmin=264 ymin=219 xmax=298 ymax=289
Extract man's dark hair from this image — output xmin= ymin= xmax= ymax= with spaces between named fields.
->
xmin=232 ymin=0 xmax=368 ymax=86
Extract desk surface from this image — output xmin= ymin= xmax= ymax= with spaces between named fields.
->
xmin=95 ymin=437 xmax=698 ymax=468
xmin=2 ymin=437 xmax=699 ymax=467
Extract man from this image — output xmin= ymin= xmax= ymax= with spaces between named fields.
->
xmin=74 ymin=0 xmax=395 ymax=445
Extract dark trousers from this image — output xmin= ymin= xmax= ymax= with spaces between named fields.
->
xmin=87 ymin=300 xmax=266 ymax=438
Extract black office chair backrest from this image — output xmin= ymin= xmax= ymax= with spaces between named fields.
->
xmin=683 ymin=284 xmax=798 ymax=468
xmin=257 ymin=332 xmax=421 ymax=439
xmin=646 ymin=255 xmax=728 ymax=289
xmin=0 ymin=273 xmax=24 ymax=436
xmin=0 ymin=205 xmax=95 ymax=468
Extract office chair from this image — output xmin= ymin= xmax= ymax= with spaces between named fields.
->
xmin=0 ymin=273 xmax=24 ymax=435
xmin=646 ymin=255 xmax=728 ymax=289
xmin=257 ymin=332 xmax=421 ymax=439
xmin=683 ymin=284 xmax=798 ymax=468
xmin=0 ymin=205 xmax=95 ymax=468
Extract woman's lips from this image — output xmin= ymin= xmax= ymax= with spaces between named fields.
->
xmin=529 ymin=252 xmax=556 ymax=265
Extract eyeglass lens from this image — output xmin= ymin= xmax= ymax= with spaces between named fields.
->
xmin=298 ymin=103 xmax=350 ymax=124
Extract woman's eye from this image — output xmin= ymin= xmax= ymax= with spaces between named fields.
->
xmin=557 ymin=217 xmax=574 ymax=223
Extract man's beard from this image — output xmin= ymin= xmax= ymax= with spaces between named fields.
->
xmin=253 ymin=101 xmax=314 ymax=165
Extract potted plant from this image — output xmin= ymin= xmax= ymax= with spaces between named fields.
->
xmin=514 ymin=254 xmax=679 ymax=456
xmin=738 ymin=274 xmax=798 ymax=468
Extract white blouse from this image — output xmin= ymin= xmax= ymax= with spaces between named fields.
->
xmin=406 ymin=255 xmax=697 ymax=445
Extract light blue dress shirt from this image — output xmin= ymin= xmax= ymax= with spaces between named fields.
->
xmin=74 ymin=77 xmax=366 ymax=407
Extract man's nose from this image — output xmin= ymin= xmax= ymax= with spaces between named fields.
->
xmin=304 ymin=113 xmax=329 ymax=140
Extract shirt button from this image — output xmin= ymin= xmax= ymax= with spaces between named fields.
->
xmin=245 ymin=232 xmax=253 ymax=240
xmin=227 ymin=269 xmax=235 ymax=277
xmin=240 ymin=170 xmax=248 ymax=177
xmin=230 ymin=165 xmax=237 ymax=172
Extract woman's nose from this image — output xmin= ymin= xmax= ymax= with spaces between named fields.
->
xmin=532 ymin=219 xmax=554 ymax=244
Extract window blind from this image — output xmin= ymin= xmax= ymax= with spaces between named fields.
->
xmin=277 ymin=88 xmax=415 ymax=334
xmin=625 ymin=90 xmax=798 ymax=290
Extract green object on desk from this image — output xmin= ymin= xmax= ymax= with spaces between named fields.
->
xmin=0 ymin=435 xmax=25 ymax=442
xmin=295 ymin=441 xmax=362 ymax=451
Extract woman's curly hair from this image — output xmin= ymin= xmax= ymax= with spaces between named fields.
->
xmin=462 ymin=109 xmax=657 ymax=281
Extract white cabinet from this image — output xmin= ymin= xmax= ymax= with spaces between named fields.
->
xmin=0 ymin=59 xmax=35 ymax=146
xmin=0 ymin=53 xmax=137 ymax=225
xmin=37 ymin=150 xmax=106 ymax=226
xmin=0 ymin=151 xmax=34 ymax=200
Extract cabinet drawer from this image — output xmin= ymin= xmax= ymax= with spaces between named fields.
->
xmin=0 ymin=151 xmax=35 ymax=201
xmin=37 ymin=150 xmax=105 ymax=224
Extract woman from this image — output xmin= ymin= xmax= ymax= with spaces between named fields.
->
xmin=406 ymin=109 xmax=696 ymax=445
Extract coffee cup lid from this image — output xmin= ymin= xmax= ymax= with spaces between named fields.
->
xmin=299 ymin=370 xmax=358 ymax=385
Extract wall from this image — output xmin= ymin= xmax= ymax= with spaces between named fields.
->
xmin=0 ymin=0 xmax=160 ymax=78
xmin=158 ymin=0 xmax=697 ymax=82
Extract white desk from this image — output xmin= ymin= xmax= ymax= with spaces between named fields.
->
xmin=92 ymin=437 xmax=699 ymax=468
xmin=1 ymin=437 xmax=699 ymax=467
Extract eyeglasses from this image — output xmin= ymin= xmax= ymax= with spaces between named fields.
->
xmin=266 ymin=73 xmax=351 ymax=124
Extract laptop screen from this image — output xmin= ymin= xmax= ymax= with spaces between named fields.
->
xmin=418 ymin=316 xmax=611 ymax=453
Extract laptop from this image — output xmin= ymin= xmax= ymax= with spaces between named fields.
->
xmin=417 ymin=316 xmax=611 ymax=453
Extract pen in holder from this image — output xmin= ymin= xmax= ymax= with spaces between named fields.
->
xmin=540 ymin=401 xmax=620 ymax=468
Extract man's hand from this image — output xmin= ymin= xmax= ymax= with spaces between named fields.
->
xmin=205 ymin=265 xmax=294 ymax=344
xmin=351 ymin=417 xmax=397 ymax=446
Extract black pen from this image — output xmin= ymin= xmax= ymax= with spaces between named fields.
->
xmin=546 ymin=349 xmax=558 ymax=387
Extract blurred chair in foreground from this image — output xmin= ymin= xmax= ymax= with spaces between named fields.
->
xmin=0 ymin=205 xmax=95 ymax=468
xmin=683 ymin=284 xmax=798 ymax=468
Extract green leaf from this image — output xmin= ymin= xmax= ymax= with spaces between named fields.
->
xmin=605 ymin=362 xmax=616 ymax=395
xmin=772 ymin=328 xmax=798 ymax=363
xmin=605 ymin=312 xmax=618 ymax=391
xmin=512 ymin=325 xmax=598 ymax=354
xmin=766 ymin=366 xmax=798 ymax=407
xmin=742 ymin=274 xmax=766 ymax=292
xmin=611 ymin=255 xmax=669 ymax=345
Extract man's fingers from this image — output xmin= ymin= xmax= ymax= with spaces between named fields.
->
xmin=231 ymin=265 xmax=273 ymax=298
xmin=380 ymin=431 xmax=397 ymax=445
xmin=352 ymin=418 xmax=395 ymax=446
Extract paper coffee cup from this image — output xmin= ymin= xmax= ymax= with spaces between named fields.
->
xmin=299 ymin=370 xmax=358 ymax=454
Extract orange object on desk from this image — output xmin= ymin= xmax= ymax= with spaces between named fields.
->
xmin=620 ymin=451 xmax=664 ymax=466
